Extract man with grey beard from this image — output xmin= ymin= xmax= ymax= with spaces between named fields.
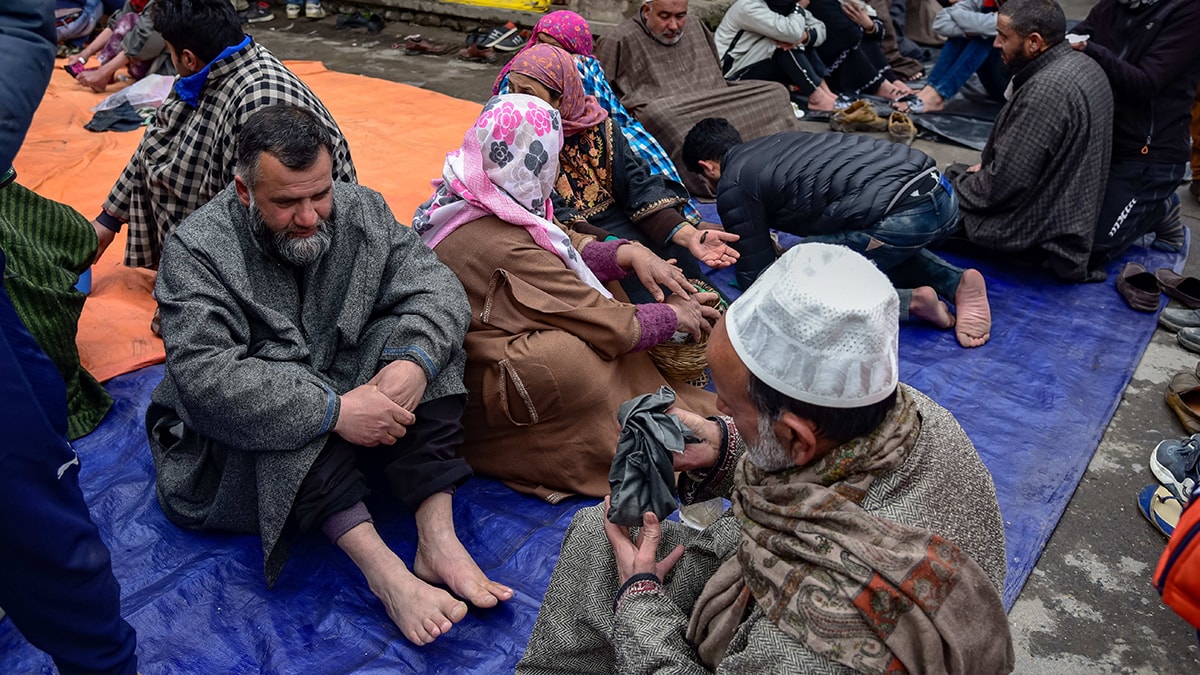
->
xmin=147 ymin=104 xmax=513 ymax=647
xmin=518 ymin=243 xmax=1013 ymax=674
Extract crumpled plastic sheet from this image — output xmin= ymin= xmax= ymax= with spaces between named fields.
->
xmin=0 ymin=365 xmax=598 ymax=673
xmin=697 ymin=201 xmax=1187 ymax=608
xmin=0 ymin=208 xmax=1185 ymax=672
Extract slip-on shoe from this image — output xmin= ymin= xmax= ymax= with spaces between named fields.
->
xmin=1166 ymin=371 xmax=1200 ymax=434
xmin=1117 ymin=262 xmax=1161 ymax=312
xmin=1156 ymin=268 xmax=1200 ymax=309
xmin=1160 ymin=307 xmax=1200 ymax=332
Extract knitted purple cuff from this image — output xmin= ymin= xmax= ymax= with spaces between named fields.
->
xmin=321 ymin=501 xmax=373 ymax=544
xmin=580 ymin=239 xmax=629 ymax=282
xmin=633 ymin=303 xmax=678 ymax=352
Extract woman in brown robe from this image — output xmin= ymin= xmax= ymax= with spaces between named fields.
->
xmin=416 ymin=94 xmax=719 ymax=500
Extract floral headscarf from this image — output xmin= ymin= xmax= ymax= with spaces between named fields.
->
xmin=414 ymin=94 xmax=611 ymax=297
xmin=507 ymin=45 xmax=608 ymax=137
xmin=492 ymin=10 xmax=595 ymax=95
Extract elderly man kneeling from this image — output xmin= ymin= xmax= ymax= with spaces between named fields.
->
xmin=517 ymin=243 xmax=1014 ymax=673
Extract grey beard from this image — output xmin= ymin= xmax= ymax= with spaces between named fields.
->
xmin=744 ymin=414 xmax=796 ymax=472
xmin=249 ymin=197 xmax=333 ymax=267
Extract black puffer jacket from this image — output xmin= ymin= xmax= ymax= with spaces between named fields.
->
xmin=716 ymin=131 xmax=935 ymax=288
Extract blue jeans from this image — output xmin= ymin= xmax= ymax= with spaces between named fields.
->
xmin=806 ymin=184 xmax=963 ymax=320
xmin=927 ymin=37 xmax=1008 ymax=102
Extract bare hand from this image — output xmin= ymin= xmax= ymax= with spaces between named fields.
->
xmin=773 ymin=39 xmax=800 ymax=50
xmin=367 ymin=359 xmax=428 ymax=413
xmin=333 ymin=384 xmax=415 ymax=446
xmin=602 ymin=497 xmax=686 ymax=585
xmin=617 ymin=243 xmax=691 ymax=301
xmin=798 ymin=0 xmax=810 ymax=8
xmin=841 ymin=1 xmax=874 ymax=30
xmin=1070 ymin=40 xmax=1087 ymax=51
xmin=75 ymin=69 xmax=110 ymax=93
xmin=686 ymin=229 xmax=740 ymax=269
xmin=665 ymin=292 xmax=721 ymax=339
xmin=91 ymin=219 xmax=116 ymax=264
xmin=667 ymin=406 xmax=721 ymax=472
xmin=966 ymin=163 xmax=981 ymax=173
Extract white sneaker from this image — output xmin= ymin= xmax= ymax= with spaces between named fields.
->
xmin=286 ymin=4 xmax=300 ymax=18
xmin=304 ymin=3 xmax=326 ymax=18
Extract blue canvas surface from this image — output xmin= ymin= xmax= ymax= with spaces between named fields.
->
xmin=0 ymin=209 xmax=1185 ymax=671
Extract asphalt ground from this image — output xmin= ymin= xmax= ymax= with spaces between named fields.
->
xmin=247 ymin=4 xmax=1200 ymax=670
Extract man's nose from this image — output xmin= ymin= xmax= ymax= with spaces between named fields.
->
xmin=294 ymin=200 xmax=319 ymax=228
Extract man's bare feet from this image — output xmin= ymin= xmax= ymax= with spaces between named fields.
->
xmin=807 ymin=87 xmax=838 ymax=112
xmin=336 ymin=520 xmax=471 ymax=645
xmin=915 ymin=86 xmax=945 ymax=113
xmin=954 ymin=269 xmax=991 ymax=348
xmin=412 ymin=492 xmax=514 ymax=610
xmin=908 ymin=286 xmax=955 ymax=329
xmin=365 ymin=559 xmax=470 ymax=645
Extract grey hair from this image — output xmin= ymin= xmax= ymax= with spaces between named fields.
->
xmin=235 ymin=104 xmax=334 ymax=188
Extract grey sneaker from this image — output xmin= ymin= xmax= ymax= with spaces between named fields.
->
xmin=1179 ymin=326 xmax=1200 ymax=354
xmin=1151 ymin=434 xmax=1200 ymax=496
xmin=1160 ymin=307 xmax=1200 ymax=332
xmin=239 ymin=5 xmax=274 ymax=23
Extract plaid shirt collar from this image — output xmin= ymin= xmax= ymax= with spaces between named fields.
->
xmin=175 ymin=35 xmax=253 ymax=107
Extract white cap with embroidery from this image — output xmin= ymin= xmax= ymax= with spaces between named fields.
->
xmin=725 ymin=243 xmax=899 ymax=408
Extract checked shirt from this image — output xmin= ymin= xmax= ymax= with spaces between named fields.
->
xmin=103 ymin=40 xmax=356 ymax=269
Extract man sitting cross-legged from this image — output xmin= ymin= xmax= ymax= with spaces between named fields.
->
xmin=682 ymin=117 xmax=992 ymax=348
xmin=517 ymin=243 xmax=1014 ymax=674
xmin=146 ymin=104 xmax=509 ymax=646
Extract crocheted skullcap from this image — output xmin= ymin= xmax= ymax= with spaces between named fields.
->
xmin=725 ymin=243 xmax=899 ymax=408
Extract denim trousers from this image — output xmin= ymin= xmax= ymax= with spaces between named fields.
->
xmin=927 ymin=36 xmax=1008 ymax=102
xmin=806 ymin=185 xmax=963 ymax=319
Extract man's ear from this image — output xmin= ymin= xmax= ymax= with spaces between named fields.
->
xmin=775 ymin=412 xmax=822 ymax=468
xmin=180 ymin=48 xmax=202 ymax=73
xmin=697 ymin=159 xmax=719 ymax=180
xmin=235 ymin=175 xmax=252 ymax=208
xmin=1027 ymin=32 xmax=1047 ymax=55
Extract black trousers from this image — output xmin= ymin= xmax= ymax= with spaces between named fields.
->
xmin=1089 ymin=160 xmax=1186 ymax=268
xmin=292 ymin=394 xmax=473 ymax=534
xmin=733 ymin=48 xmax=829 ymax=96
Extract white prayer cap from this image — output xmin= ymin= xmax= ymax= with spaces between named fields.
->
xmin=725 ymin=243 xmax=899 ymax=408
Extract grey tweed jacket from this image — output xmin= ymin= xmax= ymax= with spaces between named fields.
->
xmin=147 ymin=182 xmax=469 ymax=584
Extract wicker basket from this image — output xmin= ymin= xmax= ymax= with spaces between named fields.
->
xmin=648 ymin=279 xmax=728 ymax=387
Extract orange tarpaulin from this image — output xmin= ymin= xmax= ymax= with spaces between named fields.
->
xmin=15 ymin=60 xmax=483 ymax=382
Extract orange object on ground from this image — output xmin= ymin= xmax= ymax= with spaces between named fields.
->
xmin=14 ymin=60 xmax=483 ymax=382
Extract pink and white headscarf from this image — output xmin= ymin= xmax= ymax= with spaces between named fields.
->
xmin=415 ymin=94 xmax=611 ymax=297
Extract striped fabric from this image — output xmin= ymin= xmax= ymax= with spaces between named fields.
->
xmin=0 ymin=182 xmax=112 ymax=439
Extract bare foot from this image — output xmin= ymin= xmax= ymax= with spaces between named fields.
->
xmin=908 ymin=286 xmax=955 ymax=329
xmin=807 ymin=88 xmax=838 ymax=112
xmin=365 ymin=561 xmax=469 ymax=646
xmin=413 ymin=530 xmax=514 ymax=609
xmin=954 ymin=269 xmax=991 ymax=348
xmin=916 ymin=86 xmax=945 ymax=113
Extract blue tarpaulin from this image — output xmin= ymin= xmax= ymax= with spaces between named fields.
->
xmin=0 ymin=218 xmax=1185 ymax=672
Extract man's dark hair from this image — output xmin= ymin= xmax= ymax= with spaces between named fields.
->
xmin=747 ymin=372 xmax=898 ymax=446
xmin=681 ymin=118 xmax=743 ymax=174
xmin=999 ymin=0 xmax=1066 ymax=45
xmin=152 ymin=0 xmax=244 ymax=65
xmin=235 ymin=105 xmax=334 ymax=187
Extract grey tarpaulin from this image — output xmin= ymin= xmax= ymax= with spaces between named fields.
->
xmin=607 ymin=386 xmax=699 ymax=527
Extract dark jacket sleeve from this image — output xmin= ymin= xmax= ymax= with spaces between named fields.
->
xmin=716 ymin=158 xmax=777 ymax=290
xmin=611 ymin=122 xmax=689 ymax=244
xmin=1078 ymin=1 xmax=1200 ymax=101
xmin=0 ymin=0 xmax=55 ymax=171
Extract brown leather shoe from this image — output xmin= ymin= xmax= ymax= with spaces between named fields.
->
xmin=456 ymin=43 xmax=496 ymax=63
xmin=887 ymin=111 xmax=916 ymax=145
xmin=1155 ymin=268 xmax=1200 ymax=309
xmin=404 ymin=34 xmax=452 ymax=55
xmin=1117 ymin=262 xmax=1161 ymax=312
xmin=830 ymin=100 xmax=888 ymax=132
xmin=1166 ymin=371 xmax=1200 ymax=434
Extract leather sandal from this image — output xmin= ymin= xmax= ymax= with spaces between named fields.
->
xmin=887 ymin=111 xmax=916 ymax=145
